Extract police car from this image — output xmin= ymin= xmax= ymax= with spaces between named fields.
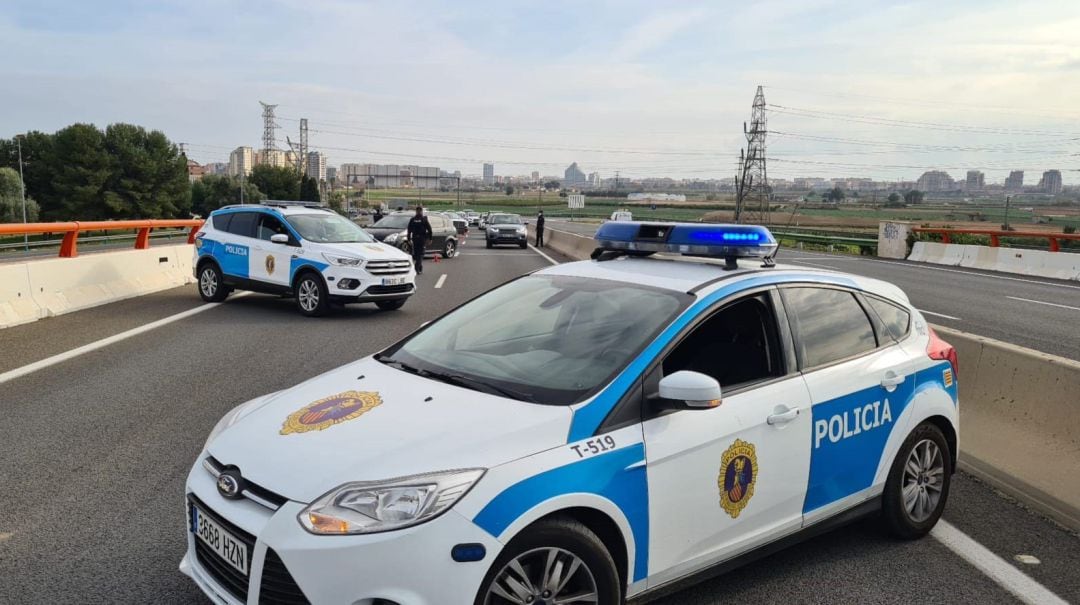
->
xmin=193 ymin=201 xmax=416 ymax=316
xmin=182 ymin=222 xmax=959 ymax=604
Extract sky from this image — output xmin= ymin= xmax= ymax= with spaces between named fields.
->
xmin=3 ymin=0 xmax=1080 ymax=184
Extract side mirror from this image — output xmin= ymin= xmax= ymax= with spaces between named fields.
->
xmin=524 ymin=220 xmax=530 ymax=225
xmin=270 ymin=233 xmax=289 ymax=244
xmin=657 ymin=371 xmax=722 ymax=409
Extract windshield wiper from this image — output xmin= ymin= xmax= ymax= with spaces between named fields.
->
xmin=420 ymin=370 xmax=537 ymax=403
xmin=375 ymin=355 xmax=424 ymax=376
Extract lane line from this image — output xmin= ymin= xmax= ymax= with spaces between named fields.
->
xmin=918 ymin=309 xmax=962 ymax=321
xmin=434 ymin=274 xmax=447 ymax=289
xmin=0 ymin=292 xmax=250 ymax=385
xmin=932 ymin=520 xmax=1068 ymax=605
xmin=1005 ymin=296 xmax=1080 ymax=312
xmin=529 ymin=244 xmax=560 ymax=266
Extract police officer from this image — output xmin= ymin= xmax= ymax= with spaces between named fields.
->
xmin=406 ymin=206 xmax=433 ymax=274
xmin=535 ymin=210 xmax=546 ymax=247
xmin=373 ymin=206 xmax=384 ymax=224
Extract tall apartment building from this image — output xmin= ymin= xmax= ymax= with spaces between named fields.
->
xmin=483 ymin=163 xmax=495 ymax=185
xmin=565 ymin=162 xmax=586 ymax=186
xmin=965 ymin=170 xmax=985 ymax=191
xmin=916 ymin=170 xmax=956 ymax=192
xmin=531 ymin=171 xmax=540 ymax=182
xmin=1005 ymin=170 xmax=1024 ymax=191
xmin=1038 ymin=169 xmax=1063 ymax=194
xmin=305 ymin=152 xmax=327 ymax=182
xmin=587 ymin=172 xmax=602 ymax=188
xmin=228 ymin=146 xmax=255 ymax=177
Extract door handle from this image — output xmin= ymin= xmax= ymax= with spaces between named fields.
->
xmin=767 ymin=406 xmax=799 ymax=425
xmin=881 ymin=371 xmax=905 ymax=391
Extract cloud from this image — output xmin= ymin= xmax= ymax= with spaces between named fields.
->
xmin=610 ymin=8 xmax=709 ymax=61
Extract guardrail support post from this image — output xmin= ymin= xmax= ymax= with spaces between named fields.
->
xmin=990 ymin=234 xmax=999 ymax=247
xmin=135 ymin=227 xmax=151 ymax=249
xmin=941 ymin=232 xmax=950 ymax=244
xmin=1049 ymin=237 xmax=1060 ymax=252
xmin=187 ymin=226 xmax=200 ymax=244
xmin=59 ymin=230 xmax=78 ymax=257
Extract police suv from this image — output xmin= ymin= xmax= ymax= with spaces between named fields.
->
xmin=193 ymin=202 xmax=415 ymax=316
xmin=183 ymin=223 xmax=959 ymax=604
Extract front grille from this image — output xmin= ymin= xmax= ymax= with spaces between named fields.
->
xmin=189 ymin=495 xmax=255 ymax=601
xmin=259 ymin=548 xmax=310 ymax=604
xmin=204 ymin=456 xmax=289 ymax=510
xmin=365 ymin=283 xmax=414 ymax=295
xmin=366 ymin=260 xmax=412 ymax=275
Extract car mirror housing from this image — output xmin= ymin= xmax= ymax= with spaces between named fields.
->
xmin=270 ymin=233 xmax=289 ymax=244
xmin=657 ymin=371 xmax=722 ymax=409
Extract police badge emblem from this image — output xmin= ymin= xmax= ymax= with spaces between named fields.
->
xmin=265 ymin=254 xmax=276 ymax=275
xmin=718 ymin=439 xmax=758 ymax=519
xmin=280 ymin=391 xmax=383 ymax=435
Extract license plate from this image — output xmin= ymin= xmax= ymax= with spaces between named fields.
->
xmin=383 ymin=277 xmax=407 ymax=286
xmin=192 ymin=505 xmax=249 ymax=576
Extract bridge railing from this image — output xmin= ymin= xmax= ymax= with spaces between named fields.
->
xmin=0 ymin=220 xmax=205 ymax=258
xmin=912 ymin=227 xmax=1080 ymax=252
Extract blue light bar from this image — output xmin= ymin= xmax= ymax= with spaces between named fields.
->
xmin=594 ymin=221 xmax=778 ymax=261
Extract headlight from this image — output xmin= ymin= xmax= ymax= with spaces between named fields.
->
xmin=384 ymin=233 xmax=399 ymax=243
xmin=516 ymin=225 xmax=526 ymax=232
xmin=323 ymin=253 xmax=363 ymax=267
xmin=488 ymin=227 xmax=497 ymax=233
xmin=299 ymin=468 xmax=485 ymax=535
xmin=203 ymin=392 xmax=279 ymax=452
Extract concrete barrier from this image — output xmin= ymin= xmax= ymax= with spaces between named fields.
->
xmin=0 ymin=244 xmax=195 ymax=329
xmin=935 ymin=325 xmax=1080 ymax=530
xmin=909 ymin=242 xmax=1080 ymax=281
xmin=545 ymin=227 xmax=596 ymax=261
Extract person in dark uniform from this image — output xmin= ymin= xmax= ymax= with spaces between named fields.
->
xmin=372 ymin=206 xmax=384 ymax=224
xmin=406 ymin=206 xmax=433 ymax=274
xmin=535 ymin=210 xmax=545 ymax=247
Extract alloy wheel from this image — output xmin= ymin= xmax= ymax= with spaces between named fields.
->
xmin=902 ymin=438 xmax=944 ymax=523
xmin=200 ymin=268 xmax=217 ymax=297
xmin=298 ymin=279 xmax=319 ymax=312
xmin=485 ymin=547 xmax=598 ymax=605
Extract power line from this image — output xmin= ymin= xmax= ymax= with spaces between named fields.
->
xmin=769 ymin=104 xmax=1077 ymax=136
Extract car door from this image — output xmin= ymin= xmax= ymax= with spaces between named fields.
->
xmin=249 ymin=213 xmax=294 ymax=288
xmin=778 ymin=286 xmax=920 ymax=526
xmin=429 ymin=215 xmax=448 ymax=251
xmin=642 ymin=289 xmax=813 ymax=587
xmin=217 ymin=211 xmax=258 ymax=280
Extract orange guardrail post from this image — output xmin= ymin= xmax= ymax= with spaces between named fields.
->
xmin=1050 ymin=237 xmax=1060 ymax=252
xmin=941 ymin=231 xmax=950 ymax=244
xmin=989 ymin=234 xmax=999 ymax=247
xmin=187 ymin=226 xmax=200 ymax=244
xmin=135 ymin=226 xmax=151 ymax=249
xmin=60 ymin=229 xmax=79 ymax=257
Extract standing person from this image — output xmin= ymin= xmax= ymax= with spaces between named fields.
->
xmin=407 ymin=206 xmax=433 ymax=275
xmin=535 ymin=210 xmax=546 ymax=247
xmin=372 ymin=206 xmax=384 ymax=224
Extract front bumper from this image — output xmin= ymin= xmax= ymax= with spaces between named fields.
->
xmin=323 ymin=263 xmax=415 ymax=303
xmin=181 ymin=463 xmax=501 ymax=604
xmin=486 ymin=231 xmax=527 ymax=244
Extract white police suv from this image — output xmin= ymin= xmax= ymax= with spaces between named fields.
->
xmin=193 ymin=201 xmax=415 ymax=316
xmin=183 ymin=222 xmax=959 ymax=604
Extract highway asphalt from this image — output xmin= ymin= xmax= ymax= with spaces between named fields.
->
xmin=0 ymin=236 xmax=1077 ymax=604
xmin=548 ymin=219 xmax=1080 ymax=360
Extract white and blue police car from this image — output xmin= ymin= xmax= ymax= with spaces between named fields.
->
xmin=193 ymin=201 xmax=416 ymax=316
xmin=183 ymin=222 xmax=959 ymax=604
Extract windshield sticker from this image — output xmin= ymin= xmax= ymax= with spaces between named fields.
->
xmin=719 ymin=439 xmax=757 ymax=519
xmin=281 ymin=391 xmax=383 ymax=435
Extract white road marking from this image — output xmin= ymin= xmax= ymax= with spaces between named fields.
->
xmin=918 ymin=309 xmax=962 ymax=321
xmin=932 ymin=520 xmax=1068 ymax=605
xmin=434 ymin=274 xmax=447 ymax=289
xmin=529 ymin=244 xmax=559 ymax=266
xmin=1005 ymin=296 xmax=1080 ymax=312
xmin=0 ymin=292 xmax=250 ymax=385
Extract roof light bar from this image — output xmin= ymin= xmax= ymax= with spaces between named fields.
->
xmin=594 ymin=221 xmax=778 ymax=267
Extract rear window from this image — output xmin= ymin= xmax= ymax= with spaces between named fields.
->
xmin=866 ymin=297 xmax=911 ymax=341
xmin=224 ymin=212 xmax=258 ymax=238
xmin=211 ymin=213 xmax=232 ymax=231
xmin=782 ymin=287 xmax=878 ymax=368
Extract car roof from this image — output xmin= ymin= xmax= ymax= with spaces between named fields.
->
xmin=211 ymin=203 xmax=331 ymax=217
xmin=536 ymin=255 xmax=910 ymax=305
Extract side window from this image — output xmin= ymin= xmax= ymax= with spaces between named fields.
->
xmin=256 ymin=214 xmax=289 ymax=241
xmin=662 ymin=294 xmax=784 ymax=389
xmin=430 ymin=216 xmax=446 ymax=230
xmin=211 ymin=213 xmax=232 ymax=231
xmin=866 ymin=296 xmax=911 ymax=341
xmin=226 ymin=212 xmax=258 ymax=238
xmin=781 ymin=287 xmax=878 ymax=368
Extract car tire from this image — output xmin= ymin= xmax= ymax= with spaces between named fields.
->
xmin=294 ymin=271 xmax=329 ymax=317
xmin=486 ymin=240 xmax=493 ymax=249
xmin=474 ymin=517 xmax=621 ymax=605
xmin=443 ymin=239 xmax=457 ymax=259
xmin=197 ymin=262 xmax=229 ymax=303
xmin=375 ymin=299 xmax=406 ymax=311
xmin=881 ymin=422 xmax=952 ymax=539
xmin=519 ymin=242 xmax=527 ymax=249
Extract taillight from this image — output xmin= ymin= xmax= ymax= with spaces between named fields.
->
xmin=926 ymin=327 xmax=958 ymax=380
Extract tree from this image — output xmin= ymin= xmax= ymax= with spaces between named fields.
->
xmin=0 ymin=167 xmax=40 ymax=223
xmin=102 ymin=123 xmax=190 ymax=219
xmin=505 ymin=185 xmax=515 ymax=195
xmin=190 ymin=175 xmax=264 ymax=216
xmin=299 ymin=175 xmax=321 ymax=203
xmin=544 ymin=180 xmax=561 ymax=190
xmin=249 ymin=165 xmax=301 ymax=200
xmin=825 ymin=186 xmax=846 ymax=203
xmin=326 ymin=190 xmax=346 ymax=214
xmin=903 ymin=189 xmax=925 ymax=204
xmin=50 ymin=124 xmax=112 ymax=220
xmin=887 ymin=192 xmax=900 ymax=203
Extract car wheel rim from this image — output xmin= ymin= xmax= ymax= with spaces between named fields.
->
xmin=200 ymin=269 xmax=217 ymax=297
xmin=446 ymin=241 xmax=456 ymax=257
xmin=485 ymin=547 xmax=598 ymax=605
xmin=298 ymin=280 xmax=319 ymax=311
xmin=902 ymin=438 xmax=944 ymax=523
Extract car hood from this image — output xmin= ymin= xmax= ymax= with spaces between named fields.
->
xmin=207 ymin=357 xmax=572 ymax=503
xmin=365 ymin=227 xmax=406 ymax=241
xmin=312 ymin=241 xmax=409 ymax=260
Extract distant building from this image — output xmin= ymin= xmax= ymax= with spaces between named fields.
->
xmin=228 ymin=146 xmax=255 ymax=177
xmin=531 ymin=171 xmax=540 ymax=182
xmin=326 ymin=166 xmax=337 ymax=183
xmin=916 ymin=170 xmax=956 ymax=192
xmin=1005 ymin=170 xmax=1024 ymax=192
xmin=337 ymin=164 xmax=440 ymax=189
xmin=305 ymin=152 xmax=327 ymax=182
xmin=203 ymin=162 xmax=228 ymax=176
xmin=564 ymin=162 xmax=586 ymax=187
xmin=186 ymin=159 xmax=205 ymax=182
xmin=256 ymin=149 xmax=298 ymax=170
xmin=1038 ymin=170 xmax=1063 ymax=194
xmin=483 ymin=163 xmax=495 ymax=185
xmin=587 ymin=172 xmax=602 ymax=188
xmin=965 ymin=170 xmax=985 ymax=192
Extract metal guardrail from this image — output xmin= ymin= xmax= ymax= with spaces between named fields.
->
xmin=772 ymin=230 xmax=878 ymax=252
xmin=0 ymin=220 xmax=204 ymax=257
xmin=0 ymin=229 xmax=192 ymax=253
xmin=912 ymin=227 xmax=1080 ymax=252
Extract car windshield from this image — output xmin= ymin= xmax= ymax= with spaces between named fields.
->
xmin=377 ymin=275 xmax=690 ymax=405
xmin=490 ymin=214 xmax=522 ymax=225
xmin=287 ymin=213 xmax=375 ymax=243
xmin=372 ymin=215 xmax=412 ymax=229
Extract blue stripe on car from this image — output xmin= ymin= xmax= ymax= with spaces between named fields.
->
xmin=473 ymin=443 xmax=651 ymax=582
xmin=289 ymin=258 xmax=330 ymax=283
